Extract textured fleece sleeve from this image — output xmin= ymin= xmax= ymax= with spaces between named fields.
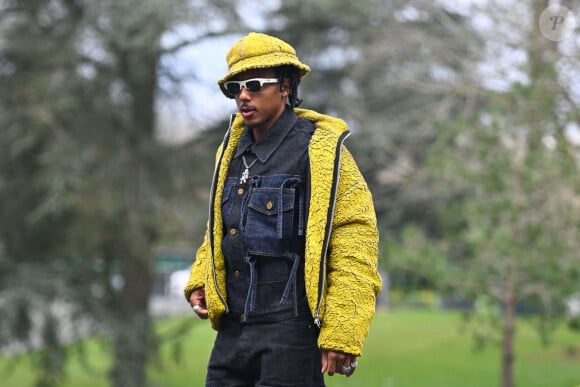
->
xmin=183 ymin=143 xmax=226 ymax=302
xmin=317 ymin=147 xmax=382 ymax=356
xmin=183 ymin=228 xmax=209 ymax=301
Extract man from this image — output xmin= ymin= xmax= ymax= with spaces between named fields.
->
xmin=184 ymin=32 xmax=382 ymax=386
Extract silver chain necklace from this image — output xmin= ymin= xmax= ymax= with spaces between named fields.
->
xmin=240 ymin=154 xmax=258 ymax=184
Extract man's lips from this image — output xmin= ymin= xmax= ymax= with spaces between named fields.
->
xmin=240 ymin=106 xmax=255 ymax=118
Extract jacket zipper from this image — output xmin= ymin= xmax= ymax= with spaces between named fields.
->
xmin=313 ymin=131 xmax=351 ymax=328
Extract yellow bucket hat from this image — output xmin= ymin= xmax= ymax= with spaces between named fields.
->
xmin=218 ymin=32 xmax=311 ymax=97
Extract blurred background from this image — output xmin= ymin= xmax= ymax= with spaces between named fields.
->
xmin=0 ymin=0 xmax=579 ymax=386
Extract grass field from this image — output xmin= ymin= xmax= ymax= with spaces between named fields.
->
xmin=1 ymin=309 xmax=579 ymax=387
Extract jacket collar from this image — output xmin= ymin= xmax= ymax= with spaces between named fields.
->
xmin=233 ymin=107 xmax=298 ymax=163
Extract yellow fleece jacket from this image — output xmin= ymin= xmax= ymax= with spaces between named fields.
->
xmin=184 ymin=108 xmax=382 ymax=356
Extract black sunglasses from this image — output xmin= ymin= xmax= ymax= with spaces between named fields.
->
xmin=224 ymin=78 xmax=279 ymax=96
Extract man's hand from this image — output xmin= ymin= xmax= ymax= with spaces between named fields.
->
xmin=321 ymin=350 xmax=357 ymax=377
xmin=189 ymin=288 xmax=209 ymax=319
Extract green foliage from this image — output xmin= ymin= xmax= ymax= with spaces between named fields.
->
xmin=422 ymin=83 xmax=580 ymax=364
xmin=381 ymin=226 xmax=449 ymax=292
xmin=374 ymin=7 xmax=580 ymax=385
xmin=462 ymin=295 xmax=503 ymax=350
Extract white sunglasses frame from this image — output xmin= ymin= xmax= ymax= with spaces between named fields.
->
xmin=224 ymin=78 xmax=279 ymax=95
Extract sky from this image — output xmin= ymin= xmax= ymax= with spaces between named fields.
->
xmin=155 ymin=1 xmax=278 ymax=144
xmin=156 ymin=33 xmax=240 ymax=144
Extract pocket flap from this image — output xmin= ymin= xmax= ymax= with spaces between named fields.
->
xmin=248 ymin=189 xmax=295 ymax=215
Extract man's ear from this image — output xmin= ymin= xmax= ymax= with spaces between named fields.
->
xmin=281 ymin=78 xmax=291 ymax=96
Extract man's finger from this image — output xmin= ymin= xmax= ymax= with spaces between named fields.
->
xmin=321 ymin=350 xmax=328 ymax=374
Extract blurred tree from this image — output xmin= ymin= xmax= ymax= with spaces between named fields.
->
xmin=423 ymin=1 xmax=580 ymax=387
xmin=0 ymin=0 xmax=240 ymax=386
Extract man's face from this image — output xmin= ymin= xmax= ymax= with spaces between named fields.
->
xmin=229 ymin=68 xmax=289 ymax=139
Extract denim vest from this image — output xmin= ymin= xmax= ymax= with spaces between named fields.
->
xmin=221 ymin=109 xmax=313 ymax=324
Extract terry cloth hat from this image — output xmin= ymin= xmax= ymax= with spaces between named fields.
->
xmin=218 ymin=32 xmax=311 ymax=97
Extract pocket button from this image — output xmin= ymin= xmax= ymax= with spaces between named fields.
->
xmin=266 ymin=201 xmax=273 ymax=210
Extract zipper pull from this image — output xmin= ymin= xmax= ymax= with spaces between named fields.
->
xmin=314 ymin=316 xmax=321 ymax=328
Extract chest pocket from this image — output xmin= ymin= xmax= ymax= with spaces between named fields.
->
xmin=244 ymin=175 xmax=304 ymax=257
xmin=244 ymin=176 xmax=303 ymax=257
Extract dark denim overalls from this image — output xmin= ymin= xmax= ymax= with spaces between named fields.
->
xmin=206 ymin=109 xmax=325 ymax=387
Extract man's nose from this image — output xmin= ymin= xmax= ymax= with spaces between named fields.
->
xmin=238 ymin=86 xmax=252 ymax=99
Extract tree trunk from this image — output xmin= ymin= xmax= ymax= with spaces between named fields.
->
xmin=111 ymin=252 xmax=153 ymax=387
xmin=501 ymin=276 xmax=516 ymax=387
xmin=107 ymin=38 xmax=160 ymax=386
xmin=109 ymin=154 xmax=157 ymax=387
